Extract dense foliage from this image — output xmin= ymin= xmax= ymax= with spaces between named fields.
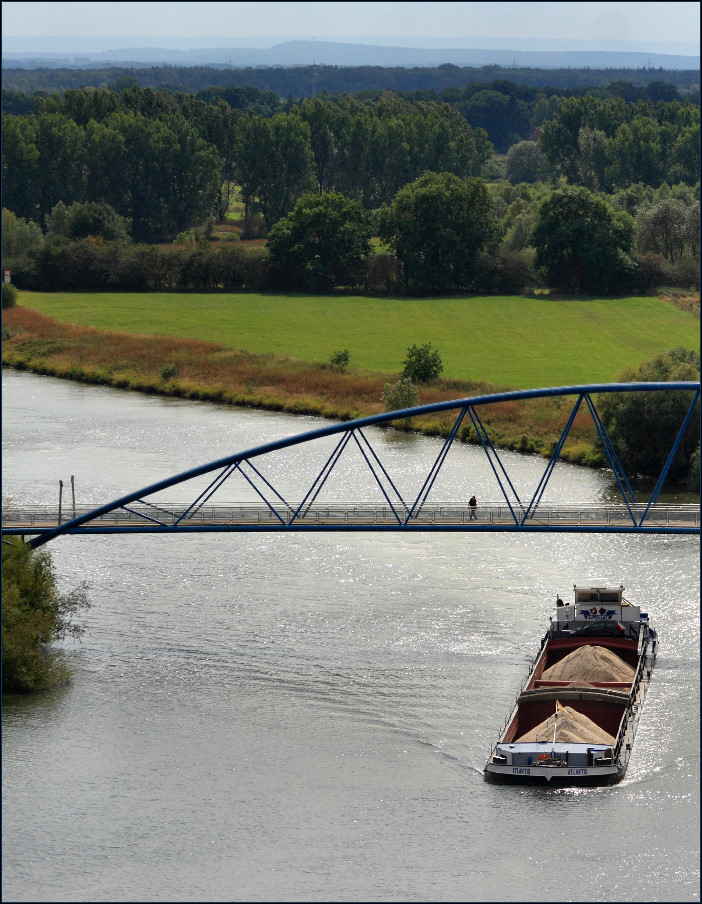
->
xmin=402 ymin=342 xmax=444 ymax=384
xmin=539 ymin=95 xmax=700 ymax=189
xmin=1 ymin=76 xmax=699 ymax=296
xmin=2 ymin=64 xmax=698 ymax=100
xmin=2 ymin=538 xmax=90 ymax=692
xmin=1 ymin=89 xmax=491 ymax=242
xmin=596 ymin=348 xmax=700 ymax=485
xmin=379 ymin=172 xmax=496 ymax=294
xmin=267 ymin=192 xmax=371 ymax=291
xmin=6 ymin=238 xmax=271 ymax=292
xmin=530 ymin=186 xmax=636 ymax=294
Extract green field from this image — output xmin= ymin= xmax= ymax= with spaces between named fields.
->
xmin=16 ymin=291 xmax=700 ymax=389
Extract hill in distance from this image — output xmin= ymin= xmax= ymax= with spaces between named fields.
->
xmin=2 ymin=38 xmax=699 ymax=70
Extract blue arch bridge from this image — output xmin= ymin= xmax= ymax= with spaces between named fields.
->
xmin=3 ymin=382 xmax=700 ymax=548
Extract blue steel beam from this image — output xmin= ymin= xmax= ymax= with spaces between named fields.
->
xmin=21 ymin=382 xmax=700 ymax=547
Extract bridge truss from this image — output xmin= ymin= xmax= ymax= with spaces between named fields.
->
xmin=3 ymin=382 xmax=699 ymax=547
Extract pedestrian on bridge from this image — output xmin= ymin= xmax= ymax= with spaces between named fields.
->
xmin=469 ymin=495 xmax=478 ymax=520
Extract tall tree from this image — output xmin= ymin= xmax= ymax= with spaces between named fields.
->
xmin=235 ymin=111 xmax=315 ymax=229
xmin=1 ymin=113 xmax=39 ymax=222
xmin=539 ymin=95 xmax=627 ymax=183
xmin=606 ymin=116 xmax=664 ymax=188
xmin=95 ymin=110 xmax=219 ymax=242
xmin=266 ymin=191 xmax=371 ymax=291
xmin=530 ymin=186 xmax=635 ymax=294
xmin=33 ymin=113 xmax=86 ymax=229
xmin=379 ymin=172 xmax=495 ymax=295
xmin=505 ymin=140 xmax=549 ymax=184
xmin=180 ymin=96 xmax=240 ymax=219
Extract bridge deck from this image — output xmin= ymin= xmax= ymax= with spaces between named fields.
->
xmin=3 ymin=503 xmax=699 ymax=535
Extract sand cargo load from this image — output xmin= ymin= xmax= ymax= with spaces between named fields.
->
xmin=484 ymin=585 xmax=657 ymax=786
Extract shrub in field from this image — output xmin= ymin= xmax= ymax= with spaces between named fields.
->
xmin=329 ymin=349 xmax=350 ymax=372
xmin=2 ymin=283 xmax=18 ymax=308
xmin=382 ymin=377 xmax=419 ymax=412
xmin=402 ymin=343 xmax=444 ymax=384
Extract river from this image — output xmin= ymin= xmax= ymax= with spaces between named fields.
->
xmin=2 ymin=369 xmax=699 ymax=903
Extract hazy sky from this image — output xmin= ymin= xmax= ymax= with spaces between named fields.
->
xmin=2 ymin=1 xmax=700 ymax=52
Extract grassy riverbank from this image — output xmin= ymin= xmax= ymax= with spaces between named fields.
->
xmin=3 ymin=305 xmax=604 ymax=464
xmin=11 ymin=290 xmax=700 ymax=389
xmin=2 ymin=292 xmax=699 ymax=467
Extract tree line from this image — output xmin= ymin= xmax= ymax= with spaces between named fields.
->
xmin=2 ymin=62 xmax=698 ymax=101
xmin=2 ymin=89 xmax=491 ymax=240
xmin=5 ymin=177 xmax=699 ymax=297
xmin=2 ymin=82 xmax=699 ymax=296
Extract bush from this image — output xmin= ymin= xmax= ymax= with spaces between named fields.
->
xmin=473 ymin=247 xmax=538 ymax=295
xmin=174 ymin=230 xmax=197 ymax=245
xmin=47 ymin=201 xmax=130 ymax=242
xmin=382 ymin=377 xmax=420 ymax=413
xmin=2 ymin=538 xmax=90 ymax=692
xmin=597 ymin=347 xmax=700 ymax=483
xmin=633 ymin=252 xmax=670 ymax=293
xmin=402 ymin=343 xmax=444 ymax=384
xmin=634 ymin=251 xmax=701 ymax=293
xmin=7 ymin=240 xmax=272 ymax=293
xmin=329 ymin=349 xmax=350 ymax=372
xmin=2 ymin=282 xmax=18 ymax=308
xmin=2 ymin=208 xmax=43 ymax=258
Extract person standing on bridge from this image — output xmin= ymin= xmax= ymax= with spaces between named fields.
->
xmin=469 ymin=495 xmax=478 ymax=520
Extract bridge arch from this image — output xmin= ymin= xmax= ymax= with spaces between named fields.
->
xmin=4 ymin=382 xmax=699 ymax=546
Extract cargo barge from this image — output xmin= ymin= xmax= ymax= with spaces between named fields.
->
xmin=484 ymin=585 xmax=657 ymax=786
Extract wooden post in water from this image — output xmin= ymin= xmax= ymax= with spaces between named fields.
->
xmin=71 ymin=475 xmax=76 ymax=518
xmin=58 ymin=480 xmax=63 ymax=525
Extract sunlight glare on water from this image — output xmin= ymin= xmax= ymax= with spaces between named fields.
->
xmin=2 ymin=371 xmax=699 ymax=903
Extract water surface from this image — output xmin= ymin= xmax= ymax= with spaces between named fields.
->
xmin=2 ymin=371 xmax=699 ymax=902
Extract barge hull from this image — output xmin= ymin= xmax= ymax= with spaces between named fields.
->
xmin=483 ymin=585 xmax=656 ymax=788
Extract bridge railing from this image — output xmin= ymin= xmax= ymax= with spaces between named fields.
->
xmin=3 ymin=502 xmax=700 ymax=530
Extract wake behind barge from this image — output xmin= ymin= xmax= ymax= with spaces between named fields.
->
xmin=484 ymin=585 xmax=657 ymax=786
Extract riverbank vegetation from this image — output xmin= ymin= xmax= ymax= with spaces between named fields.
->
xmin=6 ymin=290 xmax=698 ymax=387
xmin=1 ymin=537 xmax=90 ymax=693
xmin=3 ymin=301 xmax=699 ymax=475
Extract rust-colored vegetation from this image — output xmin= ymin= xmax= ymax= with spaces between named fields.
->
xmin=2 ymin=306 xmax=603 ymax=465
